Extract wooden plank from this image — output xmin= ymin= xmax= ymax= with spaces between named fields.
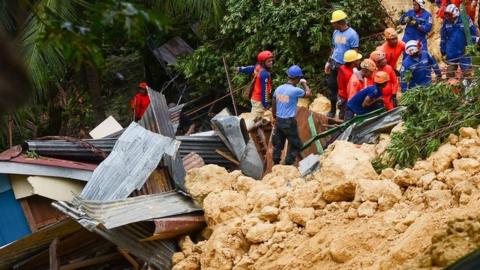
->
xmin=49 ymin=238 xmax=59 ymax=270
xmin=19 ymin=199 xmax=37 ymax=232
xmin=215 ymin=149 xmax=240 ymax=166
xmin=59 ymin=253 xmax=121 ymax=270
xmin=118 ymin=249 xmax=140 ymax=270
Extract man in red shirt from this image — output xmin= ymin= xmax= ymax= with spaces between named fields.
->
xmin=377 ymin=28 xmax=405 ymax=72
xmin=370 ymin=50 xmax=398 ymax=110
xmin=347 ymin=58 xmax=376 ymax=101
xmin=337 ymin=50 xmax=362 ymax=119
xmin=130 ymin=82 xmax=151 ymax=121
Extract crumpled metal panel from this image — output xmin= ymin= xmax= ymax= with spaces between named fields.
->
xmin=52 ymin=201 xmax=178 ymax=269
xmin=67 ymin=191 xmax=201 ymax=229
xmin=176 ymin=135 xmax=236 ymax=169
xmin=138 ymin=88 xmax=175 ymax=137
xmin=338 ymin=106 xmax=406 ymax=144
xmin=239 ymin=140 xmax=264 ymax=180
xmin=80 ymin=122 xmax=179 ymax=201
xmin=211 ymin=115 xmax=248 ymax=161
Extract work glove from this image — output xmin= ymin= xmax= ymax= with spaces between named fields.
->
xmin=408 ymin=18 xmax=417 ymax=27
xmin=402 ymin=16 xmax=411 ymax=25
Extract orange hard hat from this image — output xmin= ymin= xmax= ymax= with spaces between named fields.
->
xmin=370 ymin=50 xmax=386 ymax=62
xmin=138 ymin=82 xmax=148 ymax=90
xmin=257 ymin=50 xmax=274 ymax=62
xmin=384 ymin=28 xmax=398 ymax=39
xmin=360 ymin=58 xmax=377 ymax=72
xmin=374 ymin=71 xmax=390 ymax=84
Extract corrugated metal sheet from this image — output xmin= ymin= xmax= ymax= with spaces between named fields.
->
xmin=54 ymin=204 xmax=177 ymax=269
xmin=131 ymin=168 xmax=174 ymax=196
xmin=152 ymin=37 xmax=194 ymax=65
xmin=24 ymin=138 xmax=116 ymax=162
xmin=177 ymin=135 xmax=237 ymax=169
xmin=55 ymin=191 xmax=200 ymax=229
xmin=182 ymin=152 xmax=205 ymax=172
xmin=80 ymin=122 xmax=179 ymax=201
xmin=139 ymin=88 xmax=175 ymax=137
xmin=147 ymin=214 xmax=205 ymax=241
xmin=0 ymin=219 xmax=81 ymax=270
xmin=211 ymin=115 xmax=249 ymax=160
xmin=168 ymin=104 xmax=185 ymax=132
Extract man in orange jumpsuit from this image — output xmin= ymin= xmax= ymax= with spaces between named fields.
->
xmin=130 ymin=82 xmax=150 ymax=121
xmin=337 ymin=50 xmax=362 ymax=119
xmin=377 ymin=28 xmax=405 ymax=72
xmin=370 ymin=50 xmax=398 ymax=110
xmin=347 ymin=58 xmax=377 ymax=101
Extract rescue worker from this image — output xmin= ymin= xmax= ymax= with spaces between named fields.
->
xmin=400 ymin=40 xmax=442 ymax=91
xmin=346 ymin=58 xmax=377 ymax=101
xmin=436 ymin=0 xmax=477 ymax=23
xmin=398 ymin=0 xmax=433 ymax=51
xmin=337 ymin=50 xmax=362 ymax=119
xmin=130 ymin=82 xmax=150 ymax=121
xmin=347 ymin=71 xmax=391 ymax=116
xmin=377 ymin=28 xmax=406 ymax=72
xmin=370 ymin=50 xmax=398 ymax=111
xmin=238 ymin=50 xmax=274 ymax=119
xmin=440 ymin=4 xmax=480 ymax=79
xmin=325 ymin=10 xmax=359 ymax=118
xmin=272 ymin=65 xmax=312 ymax=165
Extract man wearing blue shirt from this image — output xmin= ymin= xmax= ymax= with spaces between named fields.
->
xmin=441 ymin=4 xmax=480 ymax=78
xmin=400 ymin=40 xmax=442 ymax=91
xmin=272 ymin=65 xmax=312 ymax=165
xmin=347 ymin=71 xmax=390 ymax=116
xmin=325 ymin=10 xmax=359 ymax=118
xmin=398 ymin=0 xmax=433 ymax=51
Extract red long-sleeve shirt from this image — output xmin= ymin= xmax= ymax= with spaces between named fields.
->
xmin=130 ymin=93 xmax=150 ymax=121
xmin=337 ymin=65 xmax=355 ymax=100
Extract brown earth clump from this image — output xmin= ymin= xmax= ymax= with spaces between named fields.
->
xmin=174 ymin=126 xmax=480 ymax=270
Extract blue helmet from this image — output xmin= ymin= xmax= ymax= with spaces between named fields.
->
xmin=286 ymin=65 xmax=304 ymax=78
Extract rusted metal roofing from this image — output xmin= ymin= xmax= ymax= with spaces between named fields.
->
xmin=0 ymin=146 xmax=95 ymax=181
xmin=54 ymin=191 xmax=201 ymax=229
xmin=0 ymin=219 xmax=81 ymax=270
xmin=177 ymin=135 xmax=236 ymax=169
xmin=152 ymin=37 xmax=194 ymax=65
xmin=131 ymin=168 xmax=174 ymax=196
xmin=53 ymin=203 xmax=178 ymax=269
xmin=147 ymin=214 xmax=205 ymax=241
xmin=138 ymin=88 xmax=176 ymax=137
xmin=182 ymin=152 xmax=205 ymax=172
xmin=168 ymin=103 xmax=185 ymax=132
xmin=80 ymin=122 xmax=179 ymax=201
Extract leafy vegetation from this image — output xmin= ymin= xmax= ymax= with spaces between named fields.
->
xmin=383 ymin=81 xmax=480 ymax=168
xmin=175 ymin=0 xmax=389 ymax=101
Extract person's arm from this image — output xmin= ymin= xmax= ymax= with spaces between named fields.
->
xmin=349 ymin=32 xmax=360 ymax=50
xmin=440 ymin=24 xmax=447 ymax=56
xmin=238 ymin=65 xmax=255 ymax=75
xmin=271 ymin=93 xmax=277 ymax=126
xmin=259 ymin=70 xmax=270 ymax=108
xmin=416 ymin=13 xmax=433 ymax=34
xmin=399 ymin=64 xmax=408 ymax=92
xmin=469 ymin=18 xmax=480 ymax=44
xmin=299 ymin=79 xmax=312 ymax=98
xmin=429 ymin=54 xmax=442 ymax=78
xmin=362 ymin=96 xmax=381 ymax=108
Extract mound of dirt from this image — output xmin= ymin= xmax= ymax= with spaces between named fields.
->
xmin=309 ymin=94 xmax=331 ymax=115
xmin=174 ymin=126 xmax=480 ymax=270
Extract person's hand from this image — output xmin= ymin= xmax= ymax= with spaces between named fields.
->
xmin=324 ymin=62 xmax=331 ymax=75
xmin=300 ymin=78 xmax=307 ymax=85
xmin=271 ymin=118 xmax=276 ymax=127
xmin=408 ymin=18 xmax=417 ymax=27
xmin=232 ymin=66 xmax=240 ymax=73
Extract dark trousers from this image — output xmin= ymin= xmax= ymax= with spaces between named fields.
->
xmin=272 ymin=117 xmax=303 ymax=165
xmin=327 ymin=66 xmax=339 ymax=115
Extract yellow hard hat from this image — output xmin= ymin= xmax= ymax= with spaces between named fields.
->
xmin=343 ymin=50 xmax=362 ymax=63
xmin=331 ymin=10 xmax=348 ymax=23
xmin=374 ymin=71 xmax=390 ymax=84
xmin=360 ymin=59 xmax=377 ymax=72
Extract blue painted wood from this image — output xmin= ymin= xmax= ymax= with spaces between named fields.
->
xmin=0 ymin=189 xmax=31 ymax=246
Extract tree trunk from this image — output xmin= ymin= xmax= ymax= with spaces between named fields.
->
xmin=84 ymin=64 xmax=105 ymax=124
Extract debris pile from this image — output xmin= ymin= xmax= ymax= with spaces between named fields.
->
xmin=308 ymin=94 xmax=331 ymax=115
xmin=173 ymin=126 xmax=480 ymax=270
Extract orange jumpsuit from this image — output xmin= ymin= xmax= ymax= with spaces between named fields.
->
xmin=377 ymin=41 xmax=406 ymax=70
xmin=347 ymin=70 xmax=374 ymax=101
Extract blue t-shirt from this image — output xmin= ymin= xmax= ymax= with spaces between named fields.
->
xmin=331 ymin=27 xmax=360 ymax=64
xmin=273 ymin=83 xmax=305 ymax=119
xmin=347 ymin=85 xmax=382 ymax=115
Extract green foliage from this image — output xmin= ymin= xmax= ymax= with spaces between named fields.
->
xmin=384 ymin=82 xmax=480 ymax=168
xmin=175 ymin=0 xmax=388 ymax=99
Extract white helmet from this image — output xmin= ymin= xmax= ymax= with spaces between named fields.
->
xmin=445 ymin=4 xmax=459 ymax=17
xmin=414 ymin=0 xmax=426 ymax=9
xmin=405 ymin=40 xmax=419 ymax=55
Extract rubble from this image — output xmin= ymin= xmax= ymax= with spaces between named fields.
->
xmin=308 ymin=94 xmax=331 ymax=115
xmin=174 ymin=126 xmax=480 ymax=270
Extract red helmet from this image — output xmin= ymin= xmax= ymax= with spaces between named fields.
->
xmin=138 ymin=82 xmax=148 ymax=90
xmin=257 ymin=50 xmax=274 ymax=62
